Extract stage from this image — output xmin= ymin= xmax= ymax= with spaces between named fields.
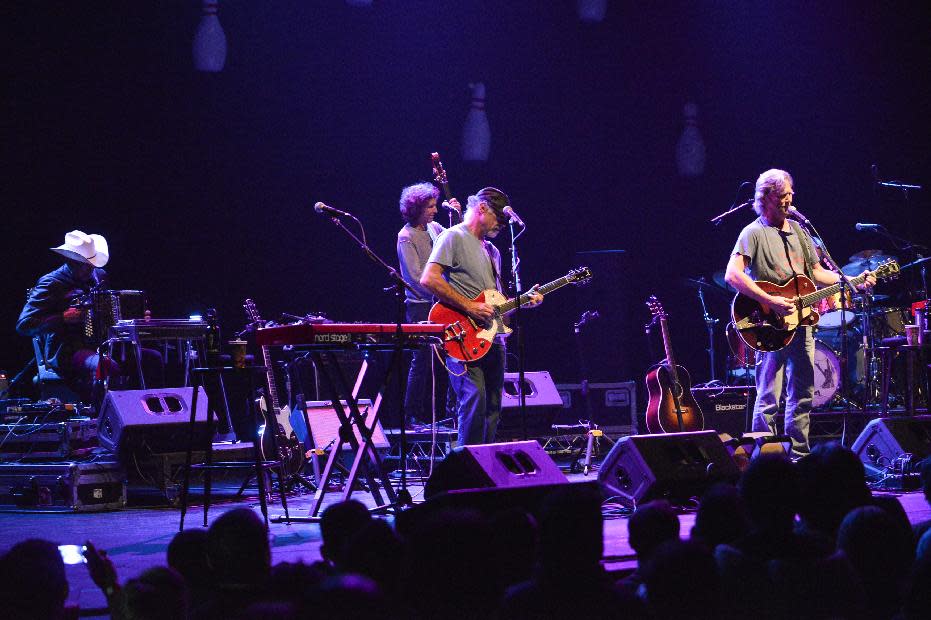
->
xmin=1 ymin=450 xmax=929 ymax=619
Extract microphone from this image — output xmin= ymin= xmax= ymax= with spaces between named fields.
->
xmin=787 ymin=206 xmax=811 ymax=225
xmin=314 ymin=202 xmax=351 ymax=218
xmin=855 ymin=222 xmax=883 ymax=231
xmin=502 ymin=206 xmax=525 ymax=226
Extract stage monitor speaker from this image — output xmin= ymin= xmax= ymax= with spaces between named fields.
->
xmin=424 ymin=440 xmax=568 ymax=499
xmin=851 ymin=415 xmax=931 ymax=474
xmin=497 ymin=371 xmax=563 ymax=437
xmin=691 ymin=385 xmax=754 ymax=438
xmin=97 ymin=387 xmax=210 ymax=461
xmin=501 ymin=371 xmax=563 ymax=408
xmin=598 ymin=430 xmax=739 ymax=505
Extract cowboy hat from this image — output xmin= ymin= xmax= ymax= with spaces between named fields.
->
xmin=50 ymin=230 xmax=109 ymax=267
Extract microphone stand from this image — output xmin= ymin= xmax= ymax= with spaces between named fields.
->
xmin=320 ymin=212 xmax=423 ymax=508
xmin=710 ymin=200 xmax=752 ymax=226
xmin=508 ymin=218 xmax=528 ymax=439
xmin=793 ymin=214 xmax=858 ymax=443
xmin=696 ymin=281 xmax=719 ymax=382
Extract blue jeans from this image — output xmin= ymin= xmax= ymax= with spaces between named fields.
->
xmin=403 ymin=303 xmax=457 ymax=423
xmin=447 ymin=342 xmax=506 ymax=446
xmin=752 ymin=326 xmax=814 ymax=456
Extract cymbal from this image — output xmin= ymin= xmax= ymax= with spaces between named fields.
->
xmin=712 ymin=270 xmax=729 ymax=290
xmin=901 ymin=256 xmax=931 ymax=270
xmin=841 ymin=254 xmax=898 ymax=276
xmin=849 ymin=249 xmax=887 ymax=262
xmin=683 ymin=276 xmax=730 ymax=296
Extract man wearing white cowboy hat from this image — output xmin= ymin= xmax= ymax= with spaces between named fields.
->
xmin=17 ymin=230 xmax=114 ymax=400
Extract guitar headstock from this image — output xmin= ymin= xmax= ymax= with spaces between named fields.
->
xmin=431 ymin=152 xmax=448 ymax=187
xmin=567 ymin=266 xmax=593 ymax=285
xmin=243 ymin=298 xmax=262 ymax=325
xmin=646 ymin=295 xmax=667 ymax=319
xmin=873 ymin=259 xmax=900 ymax=281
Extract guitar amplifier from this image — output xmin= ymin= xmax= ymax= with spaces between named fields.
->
xmin=691 ymin=385 xmax=754 ymax=437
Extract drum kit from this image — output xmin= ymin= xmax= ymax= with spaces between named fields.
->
xmin=693 ymin=249 xmax=930 ymax=411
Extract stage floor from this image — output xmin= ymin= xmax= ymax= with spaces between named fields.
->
xmin=1 ymin=460 xmax=929 ymax=618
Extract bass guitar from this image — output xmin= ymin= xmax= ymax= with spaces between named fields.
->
xmin=243 ymin=299 xmax=305 ymax=476
xmin=429 ymin=267 xmax=592 ymax=362
xmin=645 ymin=296 xmax=704 ymax=433
xmin=431 ymin=152 xmax=462 ymax=226
xmin=731 ymin=259 xmax=899 ymax=352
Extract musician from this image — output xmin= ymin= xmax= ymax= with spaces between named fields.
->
xmin=421 ymin=187 xmax=543 ymax=446
xmin=17 ymin=231 xmax=160 ymax=401
xmin=397 ymin=182 xmax=461 ymax=426
xmin=724 ymin=170 xmax=875 ymax=456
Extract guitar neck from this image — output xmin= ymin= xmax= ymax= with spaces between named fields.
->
xmin=798 ymin=273 xmax=868 ymax=308
xmin=259 ymin=345 xmax=282 ymax=411
xmin=498 ymin=276 xmax=574 ymax=314
xmin=658 ymin=316 xmax=679 ymax=377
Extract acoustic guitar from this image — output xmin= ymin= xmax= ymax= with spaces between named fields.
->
xmin=645 ymin=296 xmax=704 ymax=433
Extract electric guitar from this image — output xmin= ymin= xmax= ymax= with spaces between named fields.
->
xmin=644 ymin=296 xmax=704 ymax=433
xmin=429 ymin=267 xmax=592 ymax=362
xmin=731 ymin=259 xmax=899 ymax=352
xmin=243 ymin=299 xmax=305 ymax=476
xmin=431 ymin=152 xmax=462 ymax=225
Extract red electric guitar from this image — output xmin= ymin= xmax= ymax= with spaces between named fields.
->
xmin=429 ymin=267 xmax=592 ymax=362
xmin=644 ymin=296 xmax=704 ymax=433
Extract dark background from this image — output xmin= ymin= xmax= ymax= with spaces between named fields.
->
xmin=4 ymin=1 xmax=929 ymax=412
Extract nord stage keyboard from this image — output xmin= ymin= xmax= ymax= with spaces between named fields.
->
xmin=255 ymin=323 xmax=445 ymax=347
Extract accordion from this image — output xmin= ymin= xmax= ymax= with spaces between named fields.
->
xmin=81 ymin=290 xmax=147 ymax=345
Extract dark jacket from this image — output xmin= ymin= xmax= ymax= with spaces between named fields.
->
xmin=17 ymin=263 xmax=105 ymax=377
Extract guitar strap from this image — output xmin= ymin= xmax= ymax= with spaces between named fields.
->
xmin=483 ymin=240 xmax=502 ymax=292
xmin=788 ymin=219 xmax=815 ymax=280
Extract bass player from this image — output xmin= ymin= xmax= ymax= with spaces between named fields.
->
xmin=420 ymin=187 xmax=543 ymax=446
xmin=724 ymin=169 xmax=875 ymax=457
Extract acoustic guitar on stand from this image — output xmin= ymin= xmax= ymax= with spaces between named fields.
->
xmin=429 ymin=267 xmax=592 ymax=362
xmin=645 ymin=296 xmax=704 ymax=433
xmin=731 ymin=259 xmax=899 ymax=352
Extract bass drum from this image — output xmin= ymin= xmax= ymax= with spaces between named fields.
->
xmin=813 ymin=340 xmax=842 ymax=409
xmin=812 ymin=328 xmax=867 ymax=409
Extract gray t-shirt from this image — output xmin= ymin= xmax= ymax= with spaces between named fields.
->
xmin=732 ymin=218 xmax=817 ymax=285
xmin=398 ymin=221 xmax=445 ymax=303
xmin=426 ymin=223 xmax=501 ymax=299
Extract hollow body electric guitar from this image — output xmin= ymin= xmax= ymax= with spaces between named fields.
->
xmin=243 ymin=299 xmax=305 ymax=477
xmin=645 ymin=296 xmax=704 ymax=434
xmin=731 ymin=259 xmax=899 ymax=352
xmin=429 ymin=267 xmax=592 ymax=362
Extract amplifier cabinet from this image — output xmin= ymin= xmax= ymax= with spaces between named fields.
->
xmin=0 ymin=417 xmax=98 ymax=460
xmin=0 ymin=461 xmax=127 ymax=512
xmin=556 ymin=381 xmax=638 ymax=435
xmin=691 ymin=385 xmax=754 ymax=437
